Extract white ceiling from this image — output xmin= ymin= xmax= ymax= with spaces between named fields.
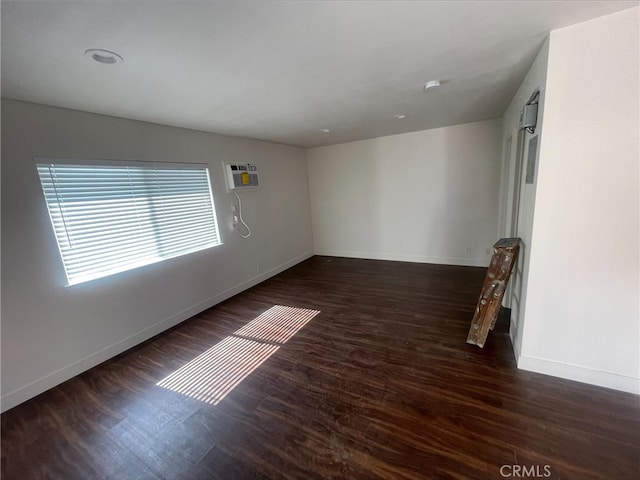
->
xmin=2 ymin=0 xmax=637 ymax=147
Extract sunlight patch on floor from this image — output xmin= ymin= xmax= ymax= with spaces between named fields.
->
xmin=235 ymin=304 xmax=320 ymax=344
xmin=156 ymin=305 xmax=320 ymax=405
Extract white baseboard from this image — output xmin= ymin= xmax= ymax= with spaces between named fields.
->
xmin=517 ymin=354 xmax=640 ymax=395
xmin=314 ymin=249 xmax=489 ymax=268
xmin=1 ymin=251 xmax=314 ymax=412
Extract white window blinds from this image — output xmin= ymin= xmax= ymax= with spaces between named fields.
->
xmin=36 ymin=159 xmax=221 ymax=285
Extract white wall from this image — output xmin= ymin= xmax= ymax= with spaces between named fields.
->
xmin=307 ymin=120 xmax=502 ymax=267
xmin=1 ymin=99 xmax=314 ymax=411
xmin=499 ymin=38 xmax=550 ymax=359
xmin=518 ymin=8 xmax=640 ymax=393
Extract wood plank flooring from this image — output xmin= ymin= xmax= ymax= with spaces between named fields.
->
xmin=2 ymin=256 xmax=639 ymax=479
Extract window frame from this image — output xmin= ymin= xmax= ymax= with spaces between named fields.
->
xmin=35 ymin=156 xmax=223 ymax=286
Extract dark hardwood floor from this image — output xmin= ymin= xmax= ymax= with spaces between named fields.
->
xmin=2 ymin=256 xmax=638 ymax=479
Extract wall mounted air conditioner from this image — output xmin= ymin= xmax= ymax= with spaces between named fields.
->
xmin=224 ymin=163 xmax=259 ymax=192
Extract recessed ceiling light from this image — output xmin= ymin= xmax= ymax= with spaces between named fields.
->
xmin=424 ymin=80 xmax=441 ymax=91
xmin=394 ymin=114 xmax=407 ymax=119
xmin=321 ymin=128 xmax=331 ymax=133
xmin=84 ymin=49 xmax=124 ymax=65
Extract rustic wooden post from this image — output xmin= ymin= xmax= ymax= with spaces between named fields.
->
xmin=466 ymin=238 xmax=520 ymax=348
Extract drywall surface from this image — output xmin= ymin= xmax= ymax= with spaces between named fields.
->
xmin=519 ymin=8 xmax=640 ymax=393
xmin=306 ymin=119 xmax=502 ymax=267
xmin=1 ymin=99 xmax=314 ymax=411
xmin=498 ymin=38 xmax=550 ymax=359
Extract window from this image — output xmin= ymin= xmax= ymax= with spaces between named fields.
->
xmin=36 ymin=158 xmax=221 ymax=285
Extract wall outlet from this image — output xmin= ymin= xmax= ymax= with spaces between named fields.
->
xmin=231 ymin=204 xmax=238 ymax=227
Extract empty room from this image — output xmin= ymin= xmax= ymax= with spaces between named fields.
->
xmin=1 ymin=1 xmax=639 ymax=479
